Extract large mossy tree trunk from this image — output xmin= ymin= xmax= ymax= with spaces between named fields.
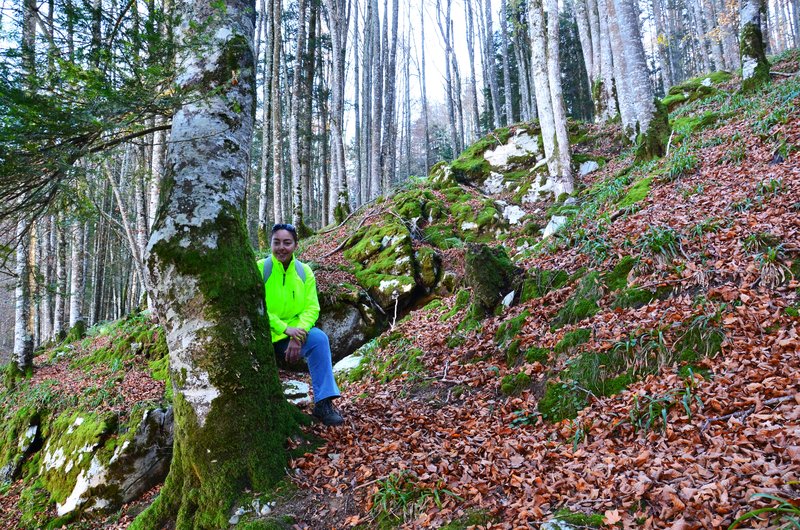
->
xmin=740 ymin=0 xmax=771 ymax=92
xmin=132 ymin=0 xmax=298 ymax=528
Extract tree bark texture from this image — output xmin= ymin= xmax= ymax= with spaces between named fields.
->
xmin=740 ymin=0 xmax=771 ymax=90
xmin=132 ymin=0 xmax=298 ymax=526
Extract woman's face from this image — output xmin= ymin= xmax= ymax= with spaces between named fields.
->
xmin=271 ymin=229 xmax=297 ymax=266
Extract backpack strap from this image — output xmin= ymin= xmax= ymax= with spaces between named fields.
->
xmin=261 ymin=257 xmax=306 ymax=284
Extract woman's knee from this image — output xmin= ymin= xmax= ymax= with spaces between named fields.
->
xmin=306 ymin=327 xmax=330 ymax=349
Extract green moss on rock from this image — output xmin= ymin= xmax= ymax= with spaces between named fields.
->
xmin=554 ymin=328 xmax=591 ymax=353
xmin=520 ymin=269 xmax=570 ymax=302
xmin=604 ymin=256 xmax=637 ymax=291
xmin=495 ymin=310 xmax=530 ymax=347
xmin=500 ymin=371 xmax=532 ymax=396
xmin=551 ymin=272 xmax=603 ymax=330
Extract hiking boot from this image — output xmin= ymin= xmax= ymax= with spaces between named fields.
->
xmin=312 ymin=397 xmax=344 ymax=426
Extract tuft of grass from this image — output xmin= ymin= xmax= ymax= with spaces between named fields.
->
xmin=637 ymin=225 xmax=683 ymax=258
xmin=729 ymin=491 xmax=800 ymax=529
xmin=371 ymin=471 xmax=462 ymax=527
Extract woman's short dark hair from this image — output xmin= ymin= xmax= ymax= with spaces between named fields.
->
xmin=271 ymin=223 xmax=298 ymax=242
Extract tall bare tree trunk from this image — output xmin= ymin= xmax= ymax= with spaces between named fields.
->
xmin=68 ymin=220 xmax=86 ymax=330
xmin=500 ymin=0 xmax=515 ymax=124
xmin=325 ymin=0 xmax=351 ymax=219
xmin=546 ymin=0 xmax=574 ymax=192
xmin=53 ymin=214 xmax=67 ymax=340
xmin=381 ymin=0 xmax=400 ymax=190
xmin=466 ymin=0 xmax=482 ymax=139
xmin=437 ymin=0 xmax=460 ymax=156
xmin=369 ymin=0 xmax=383 ymax=198
xmin=606 ymin=0 xmax=637 ymax=131
xmin=290 ymin=0 xmax=309 ymax=227
xmin=257 ymin=0 xmax=273 ymax=247
xmin=575 ymin=0 xmax=595 ymax=88
xmin=13 ymin=219 xmax=34 ymax=372
xmin=483 ymin=0 xmax=503 ymax=129
xmin=271 ymin=0 xmax=284 ymax=223
xmin=419 ymin=3 xmax=432 ymax=173
xmin=596 ymin=0 xmax=618 ymax=120
xmin=613 ymin=0 xmax=670 ymax=158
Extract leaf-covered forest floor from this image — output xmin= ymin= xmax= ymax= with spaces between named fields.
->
xmin=2 ymin=51 xmax=799 ymax=529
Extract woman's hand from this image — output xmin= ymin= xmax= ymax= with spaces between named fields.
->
xmin=284 ymin=327 xmax=307 ymax=343
xmin=285 ymin=337 xmax=303 ymax=364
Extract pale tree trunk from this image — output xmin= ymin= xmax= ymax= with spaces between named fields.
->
xmin=419 ymin=2 xmax=432 ymax=172
xmin=381 ymin=0 xmax=399 ymax=190
xmin=290 ymin=0 xmax=308 ymax=227
xmin=369 ymin=0 xmax=383 ymax=198
xmin=14 ymin=219 xmax=34 ymax=372
xmin=353 ymin=0 xmax=362 ymax=205
xmin=68 ymin=220 xmax=86 ymax=330
xmin=720 ymin=0 xmax=741 ymax=70
xmin=500 ymin=0 xmax=514 ymax=124
xmin=605 ymin=0 xmax=637 ymax=132
xmin=361 ymin=0 xmax=374 ymax=202
xmin=131 ymin=0 xmax=297 ymax=526
xmin=792 ymin=0 xmax=800 ymax=47
xmin=596 ymin=0 xmax=618 ymax=121
xmin=53 ymin=214 xmax=67 ymax=340
xmin=300 ymin=2 xmax=317 ymax=226
xmin=587 ymin=0 xmax=602 ymax=80
xmin=545 ymin=0 xmax=574 ymax=193
xmin=134 ymin=157 xmax=150 ymax=306
xmin=149 ymin=117 xmax=167 ymax=231
xmin=14 ymin=0 xmax=36 ymax=371
xmin=324 ymin=0 xmax=351 ymax=219
xmin=452 ymin=33 xmax=466 ymax=152
xmin=529 ymin=0 xmax=560 ymax=192
xmin=740 ymin=0 xmax=770 ymax=90
xmin=688 ymin=0 xmax=713 ymax=74
xmin=613 ymin=0 xmax=670 ymax=159
xmin=650 ymin=0 xmax=674 ymax=90
xmin=257 ymin=0 xmax=272 ymax=248
xmin=510 ymin=0 xmax=536 ymax=121
xmin=466 ymin=0 xmax=482 ymax=139
xmin=704 ymin=0 xmax=726 ymax=70
xmin=271 ymin=0 xmax=284 ymax=223
xmin=574 ymin=0 xmax=595 ymax=88
xmin=41 ymin=216 xmax=54 ymax=344
xmin=29 ymin=224 xmax=38 ymax=348
xmin=483 ymin=0 xmax=503 ymax=129
xmin=403 ymin=34 xmax=411 ymax=179
xmin=437 ymin=0 xmax=460 ymax=156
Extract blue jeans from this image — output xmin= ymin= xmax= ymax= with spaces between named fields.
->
xmin=273 ymin=327 xmax=340 ymax=403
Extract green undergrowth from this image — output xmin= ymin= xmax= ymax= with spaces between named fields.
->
xmin=538 ymin=309 xmax=725 ymax=422
xmin=367 ymin=471 xmax=461 ymax=529
xmin=346 ymin=335 xmax=425 ymax=384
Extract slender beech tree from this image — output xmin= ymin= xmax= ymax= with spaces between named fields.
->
xmin=500 ymin=0 xmax=515 ymax=124
xmin=740 ymin=0 xmax=771 ymax=90
xmin=381 ymin=0 xmax=400 ymax=190
xmin=324 ymin=0 xmax=351 ymax=222
xmin=545 ymin=0 xmax=574 ymax=192
xmin=466 ymin=0 xmax=483 ymax=139
xmin=612 ymin=0 xmax=671 ymax=158
xmin=529 ymin=0 xmax=572 ymax=196
xmin=131 ymin=0 xmax=298 ymax=525
xmin=483 ymin=0 xmax=503 ymax=129
xmin=419 ymin=2 xmax=432 ymax=173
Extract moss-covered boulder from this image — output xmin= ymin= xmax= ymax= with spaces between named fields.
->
xmin=318 ymin=283 xmax=385 ymax=362
xmin=34 ymin=406 xmax=174 ymax=517
xmin=465 ymin=244 xmax=523 ymax=319
xmin=343 ymin=221 xmax=419 ymax=309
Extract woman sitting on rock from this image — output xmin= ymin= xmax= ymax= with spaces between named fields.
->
xmin=257 ymin=223 xmax=343 ymax=426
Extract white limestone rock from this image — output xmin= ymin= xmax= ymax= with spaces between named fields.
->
xmin=542 ymin=215 xmax=569 ymax=239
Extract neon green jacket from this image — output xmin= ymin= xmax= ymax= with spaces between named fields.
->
xmin=257 ymin=255 xmax=320 ymax=343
